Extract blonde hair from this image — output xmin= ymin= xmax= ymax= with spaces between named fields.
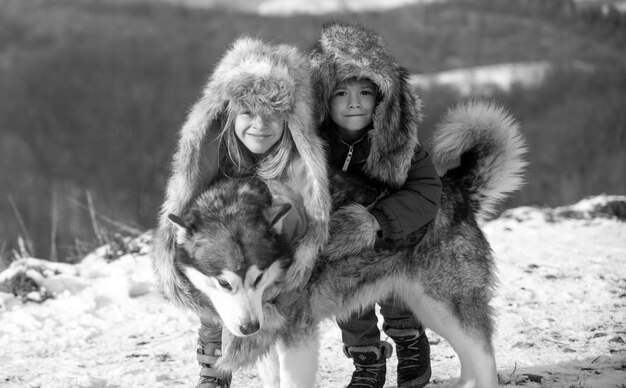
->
xmin=219 ymin=105 xmax=295 ymax=180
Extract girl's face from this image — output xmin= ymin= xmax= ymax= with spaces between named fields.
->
xmin=234 ymin=112 xmax=285 ymax=154
xmin=330 ymin=78 xmax=377 ymax=138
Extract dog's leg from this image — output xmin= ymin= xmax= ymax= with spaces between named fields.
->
xmin=404 ymin=294 xmax=498 ymax=388
xmin=435 ymin=322 xmax=497 ymax=388
xmin=276 ymin=331 xmax=319 ymax=388
xmin=257 ymin=346 xmax=280 ymax=388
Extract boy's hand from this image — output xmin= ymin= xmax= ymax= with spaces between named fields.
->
xmin=325 ymin=204 xmax=380 ymax=260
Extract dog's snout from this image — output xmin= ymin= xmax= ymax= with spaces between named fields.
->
xmin=239 ymin=321 xmax=260 ymax=336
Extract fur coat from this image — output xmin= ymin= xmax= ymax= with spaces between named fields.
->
xmin=152 ymin=37 xmax=330 ymax=318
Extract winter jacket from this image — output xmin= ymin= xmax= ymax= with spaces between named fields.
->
xmin=310 ymin=21 xmax=441 ymax=245
xmin=152 ymin=37 xmax=330 ymax=316
xmin=324 ymin=126 xmax=441 ymax=241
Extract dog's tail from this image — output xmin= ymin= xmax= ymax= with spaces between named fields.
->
xmin=431 ymin=100 xmax=527 ymax=222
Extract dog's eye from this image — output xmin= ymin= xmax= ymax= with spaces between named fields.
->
xmin=217 ymin=279 xmax=232 ymax=291
xmin=254 ymin=273 xmax=264 ymax=288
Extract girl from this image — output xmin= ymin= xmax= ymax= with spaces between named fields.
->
xmin=152 ymin=37 xmax=330 ymax=388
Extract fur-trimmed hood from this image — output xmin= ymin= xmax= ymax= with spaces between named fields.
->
xmin=310 ymin=20 xmax=422 ymax=188
xmin=199 ymin=38 xmax=304 ymax=119
xmin=153 ymin=37 xmax=330 ymax=314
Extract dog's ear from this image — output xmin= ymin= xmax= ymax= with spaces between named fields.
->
xmin=263 ymin=203 xmax=292 ymax=229
xmin=168 ymin=214 xmax=192 ymax=243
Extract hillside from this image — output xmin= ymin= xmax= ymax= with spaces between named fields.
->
xmin=1 ymin=0 xmax=625 ymax=265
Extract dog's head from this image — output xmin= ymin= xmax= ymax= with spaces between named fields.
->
xmin=169 ymin=179 xmax=294 ymax=337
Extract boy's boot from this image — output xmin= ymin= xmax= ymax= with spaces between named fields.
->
xmin=196 ymin=342 xmax=232 ymax=388
xmin=386 ymin=328 xmax=431 ymax=388
xmin=343 ymin=340 xmax=393 ymax=388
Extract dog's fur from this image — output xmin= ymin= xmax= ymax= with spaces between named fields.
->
xmin=168 ymin=179 xmax=295 ymax=337
xmin=170 ymin=101 xmax=527 ymax=388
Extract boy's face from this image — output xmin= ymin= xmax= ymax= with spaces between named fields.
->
xmin=234 ymin=111 xmax=284 ymax=154
xmin=330 ymin=79 xmax=377 ymax=135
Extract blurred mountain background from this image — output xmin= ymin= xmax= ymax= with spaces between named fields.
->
xmin=1 ymin=0 xmax=624 ymax=264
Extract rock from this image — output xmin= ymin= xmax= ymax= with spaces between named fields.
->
xmin=128 ymin=280 xmax=154 ymax=298
xmin=513 ymin=341 xmax=535 ymax=348
xmin=526 ymin=373 xmax=544 ymax=383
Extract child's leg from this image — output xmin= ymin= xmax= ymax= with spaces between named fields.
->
xmin=338 ymin=306 xmax=391 ymax=388
xmin=380 ymin=297 xmax=421 ymax=330
xmin=196 ymin=318 xmax=231 ymax=388
xmin=380 ymin=298 xmax=431 ymax=388
xmin=338 ymin=306 xmax=381 ymax=347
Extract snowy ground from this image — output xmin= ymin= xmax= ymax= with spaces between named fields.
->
xmin=1 ymin=198 xmax=625 ymax=388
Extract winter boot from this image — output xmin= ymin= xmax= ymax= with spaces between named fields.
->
xmin=343 ymin=341 xmax=393 ymax=388
xmin=196 ymin=342 xmax=232 ymax=388
xmin=386 ymin=328 xmax=431 ymax=388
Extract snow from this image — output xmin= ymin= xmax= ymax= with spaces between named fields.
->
xmin=1 ymin=197 xmax=625 ymax=387
xmin=408 ymin=61 xmax=600 ymax=97
xmin=257 ymin=0 xmax=446 ymax=16
xmin=409 ymin=62 xmax=553 ymax=96
xmin=89 ymin=0 xmax=448 ymax=15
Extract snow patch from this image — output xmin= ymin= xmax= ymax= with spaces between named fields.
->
xmin=410 ymin=62 xmax=552 ymax=96
xmin=501 ymin=194 xmax=626 ymax=223
xmin=257 ymin=0 xmax=445 ymax=16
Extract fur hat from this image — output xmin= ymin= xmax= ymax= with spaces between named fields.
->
xmin=153 ymin=37 xmax=330 ymax=312
xmin=310 ymin=20 xmax=422 ymax=188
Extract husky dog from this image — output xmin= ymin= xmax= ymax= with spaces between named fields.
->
xmin=170 ymin=101 xmax=527 ymax=388
xmin=168 ymin=179 xmax=296 ymax=337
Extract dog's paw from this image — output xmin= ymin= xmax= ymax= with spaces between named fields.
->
xmin=325 ymin=204 xmax=380 ymax=260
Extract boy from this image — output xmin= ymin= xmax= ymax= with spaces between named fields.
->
xmin=310 ymin=21 xmax=442 ymax=388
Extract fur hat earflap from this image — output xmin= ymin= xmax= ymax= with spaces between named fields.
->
xmin=310 ymin=20 xmax=422 ymax=188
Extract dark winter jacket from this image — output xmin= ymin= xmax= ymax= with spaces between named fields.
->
xmin=324 ymin=122 xmax=441 ymax=242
